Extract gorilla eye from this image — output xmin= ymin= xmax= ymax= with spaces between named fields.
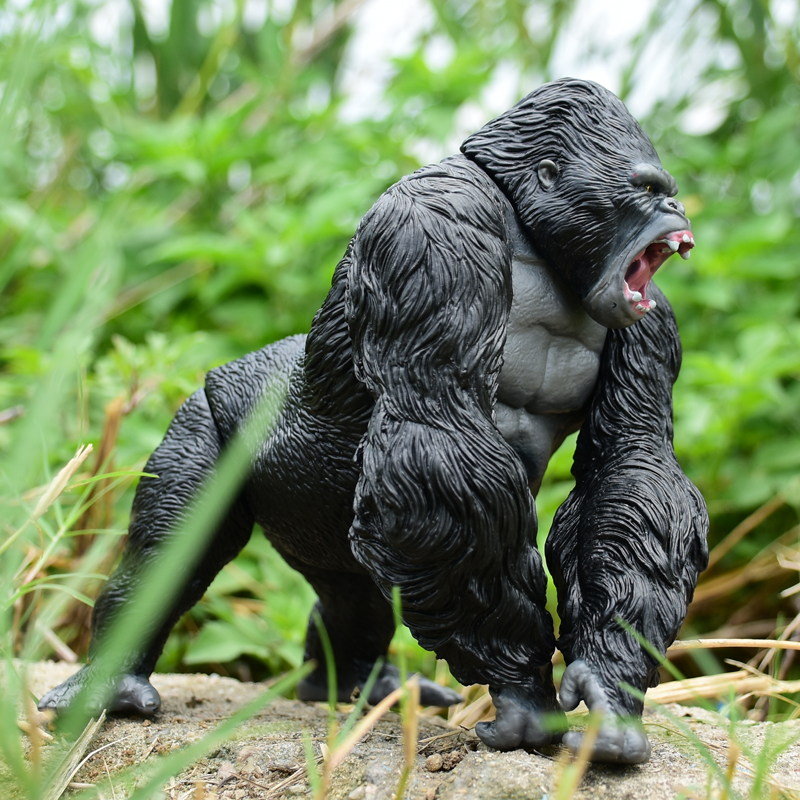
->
xmin=629 ymin=164 xmax=679 ymax=196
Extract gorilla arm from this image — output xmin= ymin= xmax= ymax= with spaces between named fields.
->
xmin=345 ymin=159 xmax=565 ymax=747
xmin=546 ymin=285 xmax=709 ymax=763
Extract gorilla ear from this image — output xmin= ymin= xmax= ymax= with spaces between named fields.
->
xmin=537 ymin=159 xmax=559 ymax=190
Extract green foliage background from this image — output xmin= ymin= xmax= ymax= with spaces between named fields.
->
xmin=2 ymin=0 xmax=800 ymax=686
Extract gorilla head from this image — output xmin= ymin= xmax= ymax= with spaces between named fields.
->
xmin=461 ymin=77 xmax=694 ymax=328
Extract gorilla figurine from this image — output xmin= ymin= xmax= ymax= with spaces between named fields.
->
xmin=40 ymin=78 xmax=708 ymax=764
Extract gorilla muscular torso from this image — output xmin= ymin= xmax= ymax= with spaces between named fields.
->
xmin=496 ymin=213 xmax=606 ymax=490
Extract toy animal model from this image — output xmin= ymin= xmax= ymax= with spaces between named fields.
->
xmin=40 ymin=78 xmax=708 ymax=764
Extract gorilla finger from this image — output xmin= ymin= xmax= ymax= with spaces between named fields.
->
xmin=559 ymin=660 xmax=610 ymax=712
xmin=558 ymin=660 xmax=591 ymax=711
xmin=522 ymin=719 xmax=563 ymax=749
xmin=562 ymin=730 xmax=585 ymax=753
xmin=563 ymin=722 xmax=650 ymax=764
xmin=564 ymin=727 xmax=624 ymax=763
xmin=621 ymin=725 xmax=651 ymax=764
xmin=475 ymin=720 xmax=524 ymax=751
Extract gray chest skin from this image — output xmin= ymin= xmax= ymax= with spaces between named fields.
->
xmin=495 ymin=219 xmax=607 ymax=492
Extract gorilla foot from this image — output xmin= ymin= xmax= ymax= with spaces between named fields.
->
xmin=107 ymin=674 xmax=161 ymax=715
xmin=559 ymin=659 xmax=650 ymax=764
xmin=475 ymin=684 xmax=566 ymax=751
xmin=297 ymin=674 xmax=358 ymax=703
xmin=365 ymin=662 xmax=462 ymax=707
xmin=297 ymin=661 xmax=462 ymax=707
xmin=38 ymin=665 xmax=161 ymax=717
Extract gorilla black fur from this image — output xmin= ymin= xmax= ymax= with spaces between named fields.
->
xmin=547 ymin=284 xmax=708 ymax=758
xmin=40 ymin=78 xmax=709 ymax=764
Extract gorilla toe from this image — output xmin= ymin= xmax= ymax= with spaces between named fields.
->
xmin=38 ymin=665 xmax=98 ymax=714
xmin=110 ymin=675 xmax=161 ymax=715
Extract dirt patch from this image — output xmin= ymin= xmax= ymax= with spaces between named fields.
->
xmin=16 ymin=662 xmax=800 ymax=799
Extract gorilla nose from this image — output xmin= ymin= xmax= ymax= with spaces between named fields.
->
xmin=663 ymin=197 xmax=685 ymax=216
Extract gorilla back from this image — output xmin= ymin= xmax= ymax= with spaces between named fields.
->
xmin=39 ymin=78 xmax=708 ymax=765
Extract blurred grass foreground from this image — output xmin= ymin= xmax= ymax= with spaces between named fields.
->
xmin=2 ymin=0 xmax=800 ymax=783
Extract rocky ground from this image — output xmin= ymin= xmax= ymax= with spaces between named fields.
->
xmin=16 ymin=662 xmax=800 ymax=799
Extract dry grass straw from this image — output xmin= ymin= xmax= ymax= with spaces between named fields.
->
xmin=310 ymin=588 xmax=423 ymax=799
xmin=309 ymin=681 xmax=417 ymax=800
xmin=706 ymin=492 xmax=787 ymax=571
xmin=30 ymin=445 xmax=95 ymax=522
xmin=447 ymin=638 xmax=800 ymax=728
xmin=448 ymin=683 xmax=494 ymax=729
xmin=0 ymin=405 xmax=25 ymax=425
xmin=691 ymin=527 xmax=800 ymax=607
xmin=688 ymin=485 xmax=800 ymax=622
xmin=646 ymin=715 xmax=800 ymax=800
xmin=721 ymin=739 xmax=741 ymax=800
xmin=264 ymin=758 xmax=322 ymax=799
xmin=74 ymin=396 xmax=127 ymax=548
xmin=325 ymin=685 xmax=405 ymax=773
xmin=648 ymin=668 xmax=800 ymax=705
xmin=0 ymin=444 xmax=94 ymax=559
xmin=670 ymin=639 xmax=800 ymax=655
xmin=552 ymin=711 xmax=602 ymax=800
xmin=394 ymin=676 xmax=420 ymax=800
xmin=40 ymin=711 xmax=106 ymax=800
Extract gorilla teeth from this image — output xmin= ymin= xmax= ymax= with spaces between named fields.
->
xmin=634 ymin=299 xmax=657 ymax=313
xmin=630 ymin=290 xmax=643 ymax=302
xmin=680 ymin=250 xmax=691 ymax=260
xmin=663 ymin=238 xmax=680 ymax=252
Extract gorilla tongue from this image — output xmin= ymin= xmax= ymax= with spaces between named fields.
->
xmin=624 ymin=230 xmax=695 ymax=313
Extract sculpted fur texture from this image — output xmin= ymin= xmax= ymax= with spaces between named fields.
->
xmin=39 ymin=78 xmax=708 ymax=764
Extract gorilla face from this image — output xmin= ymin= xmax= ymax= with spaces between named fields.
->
xmin=460 ymin=78 xmax=696 ymax=330
xmin=533 ymin=157 xmax=695 ymax=328
xmin=579 ymin=162 xmax=694 ymax=328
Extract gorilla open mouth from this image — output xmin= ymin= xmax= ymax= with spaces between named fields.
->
xmin=623 ymin=230 xmax=694 ymax=316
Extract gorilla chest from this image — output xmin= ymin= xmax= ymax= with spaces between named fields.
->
xmin=497 ymin=256 xmax=607 ymax=413
xmin=495 ymin=249 xmax=606 ymax=486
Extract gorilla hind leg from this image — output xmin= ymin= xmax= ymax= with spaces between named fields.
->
xmin=290 ymin=563 xmax=462 ymax=707
xmin=38 ymin=389 xmax=254 ymax=716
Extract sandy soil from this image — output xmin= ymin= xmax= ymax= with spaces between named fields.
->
xmin=15 ymin=661 xmax=800 ymax=800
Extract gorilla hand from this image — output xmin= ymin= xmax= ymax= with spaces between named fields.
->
xmin=559 ymin=660 xmax=650 ymax=764
xmin=476 ymin=684 xmax=566 ymax=750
